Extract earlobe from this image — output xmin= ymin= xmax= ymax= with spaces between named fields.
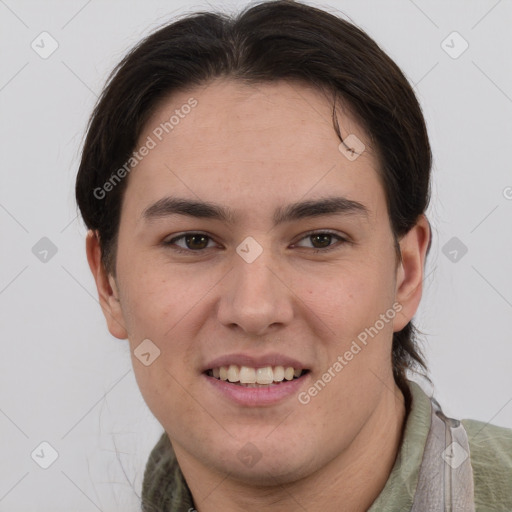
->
xmin=85 ymin=230 xmax=128 ymax=340
xmin=393 ymin=215 xmax=431 ymax=332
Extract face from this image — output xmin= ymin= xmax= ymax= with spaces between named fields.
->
xmin=89 ymin=78 xmax=427 ymax=485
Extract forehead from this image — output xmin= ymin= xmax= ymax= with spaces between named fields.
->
xmin=123 ymin=78 xmax=384 ymax=221
xmin=144 ymin=78 xmax=371 ymax=159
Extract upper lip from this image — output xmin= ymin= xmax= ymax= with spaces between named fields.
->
xmin=203 ymin=353 xmax=309 ymax=372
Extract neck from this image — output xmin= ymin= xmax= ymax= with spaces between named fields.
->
xmin=175 ymin=383 xmax=407 ymax=512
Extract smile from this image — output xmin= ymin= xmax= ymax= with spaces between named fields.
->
xmin=206 ymin=365 xmax=309 ymax=386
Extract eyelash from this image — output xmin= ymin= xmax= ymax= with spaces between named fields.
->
xmin=163 ymin=230 xmax=349 ymax=255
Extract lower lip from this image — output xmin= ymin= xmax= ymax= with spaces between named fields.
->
xmin=203 ymin=373 xmax=310 ymax=406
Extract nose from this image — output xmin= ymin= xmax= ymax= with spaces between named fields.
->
xmin=216 ymin=250 xmax=294 ymax=336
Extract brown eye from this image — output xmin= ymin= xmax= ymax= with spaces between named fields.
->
xmin=293 ymin=231 xmax=348 ymax=252
xmin=310 ymin=233 xmax=333 ymax=249
xmin=184 ymin=234 xmax=210 ymax=250
xmin=164 ymin=232 xmax=216 ymax=253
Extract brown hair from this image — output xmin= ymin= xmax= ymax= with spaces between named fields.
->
xmin=76 ymin=0 xmax=432 ymax=399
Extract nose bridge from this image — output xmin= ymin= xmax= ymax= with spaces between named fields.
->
xmin=217 ymin=247 xmax=293 ymax=334
xmin=237 ymin=252 xmax=277 ymax=298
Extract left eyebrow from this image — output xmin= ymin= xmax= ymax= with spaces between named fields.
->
xmin=141 ymin=195 xmax=369 ymax=226
xmin=274 ymin=196 xmax=369 ymax=224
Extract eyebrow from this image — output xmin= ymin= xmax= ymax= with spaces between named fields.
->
xmin=141 ymin=195 xmax=369 ymax=226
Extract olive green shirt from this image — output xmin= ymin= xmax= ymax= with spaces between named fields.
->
xmin=141 ymin=380 xmax=512 ymax=511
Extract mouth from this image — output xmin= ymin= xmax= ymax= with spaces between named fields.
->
xmin=205 ymin=365 xmax=310 ymax=387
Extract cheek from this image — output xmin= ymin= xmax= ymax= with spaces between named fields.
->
xmin=297 ymin=259 xmax=396 ymax=332
xmin=121 ymin=272 xmax=200 ymax=424
xmin=118 ymin=263 xmax=206 ymax=378
xmin=117 ymin=256 xmax=196 ymax=338
xmin=132 ymin=361 xmax=200 ymax=442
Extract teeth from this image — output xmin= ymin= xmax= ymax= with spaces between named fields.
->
xmin=284 ymin=367 xmax=295 ymax=381
xmin=256 ymin=367 xmax=273 ymax=385
xmin=212 ymin=365 xmax=305 ymax=384
xmin=273 ymin=365 xmax=285 ymax=382
xmin=227 ymin=364 xmax=239 ymax=382
xmin=239 ymin=366 xmax=256 ymax=384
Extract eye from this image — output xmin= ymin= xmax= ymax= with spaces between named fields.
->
xmin=163 ymin=230 xmax=349 ymax=255
xmin=293 ymin=230 xmax=348 ymax=252
xmin=163 ymin=232 xmax=218 ymax=253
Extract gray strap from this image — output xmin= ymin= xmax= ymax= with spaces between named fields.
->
xmin=410 ymin=397 xmax=475 ymax=511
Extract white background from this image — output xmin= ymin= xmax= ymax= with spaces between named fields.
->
xmin=1 ymin=0 xmax=511 ymax=510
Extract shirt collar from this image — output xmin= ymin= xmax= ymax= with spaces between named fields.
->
xmin=367 ymin=380 xmax=432 ymax=511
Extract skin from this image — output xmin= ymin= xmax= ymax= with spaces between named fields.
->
xmin=87 ymin=78 xmax=430 ymax=511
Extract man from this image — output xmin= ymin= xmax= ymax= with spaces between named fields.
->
xmin=76 ymin=1 xmax=512 ymax=510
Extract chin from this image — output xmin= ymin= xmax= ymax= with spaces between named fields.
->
xmin=227 ymin=457 xmax=313 ymax=487
xmin=204 ymin=436 xmax=317 ymax=487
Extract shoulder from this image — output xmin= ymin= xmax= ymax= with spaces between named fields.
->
xmin=461 ymin=418 xmax=512 ymax=510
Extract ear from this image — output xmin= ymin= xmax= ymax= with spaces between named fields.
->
xmin=393 ymin=214 xmax=431 ymax=332
xmin=86 ymin=230 xmax=128 ymax=339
